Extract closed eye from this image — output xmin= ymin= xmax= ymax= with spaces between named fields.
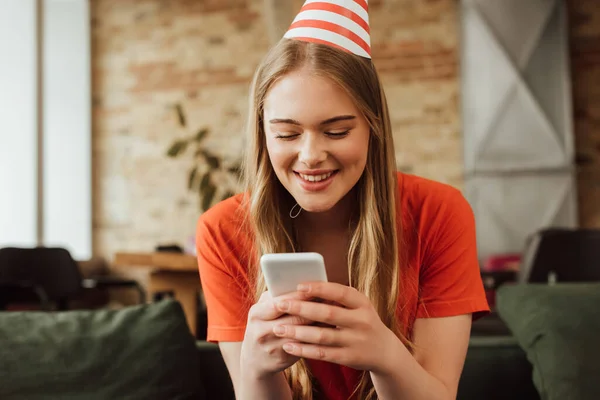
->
xmin=274 ymin=133 xmax=300 ymax=140
xmin=326 ymin=130 xmax=350 ymax=138
xmin=274 ymin=130 xmax=350 ymax=140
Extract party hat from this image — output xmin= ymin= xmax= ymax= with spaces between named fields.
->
xmin=284 ymin=0 xmax=371 ymax=59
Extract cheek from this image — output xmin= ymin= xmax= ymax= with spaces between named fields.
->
xmin=337 ymin=134 xmax=370 ymax=168
xmin=266 ymin=139 xmax=294 ymax=170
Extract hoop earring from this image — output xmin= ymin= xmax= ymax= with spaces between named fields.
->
xmin=289 ymin=203 xmax=302 ymax=219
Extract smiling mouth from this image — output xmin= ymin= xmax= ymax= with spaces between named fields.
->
xmin=296 ymin=171 xmax=337 ymax=182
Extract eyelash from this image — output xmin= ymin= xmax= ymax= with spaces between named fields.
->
xmin=327 ymin=130 xmax=350 ymax=137
xmin=275 ymin=131 xmax=350 ymax=140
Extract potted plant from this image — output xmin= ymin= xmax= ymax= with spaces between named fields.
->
xmin=166 ymin=104 xmax=242 ymax=212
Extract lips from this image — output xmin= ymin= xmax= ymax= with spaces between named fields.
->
xmin=293 ymin=170 xmax=338 ymax=192
xmin=297 ymin=171 xmax=334 ymax=183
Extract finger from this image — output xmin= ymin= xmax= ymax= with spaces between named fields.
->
xmin=275 ymin=299 xmax=353 ymax=327
xmin=249 ymin=300 xmax=284 ymax=322
xmin=259 ymin=290 xmax=308 ymax=303
xmin=272 ymin=291 xmax=313 ymax=303
xmin=251 ymin=291 xmax=312 ymax=321
xmin=282 ymin=342 xmax=346 ymax=364
xmin=273 ymin=324 xmax=345 ymax=346
xmin=255 ymin=321 xmax=301 ymax=347
xmin=297 ymin=282 xmax=365 ymax=309
xmin=276 ymin=314 xmax=312 ymax=326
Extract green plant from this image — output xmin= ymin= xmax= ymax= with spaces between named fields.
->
xmin=166 ymin=103 xmax=242 ymax=212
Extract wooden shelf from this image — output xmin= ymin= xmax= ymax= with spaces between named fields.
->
xmin=113 ymin=251 xmax=201 ymax=337
xmin=114 ymin=252 xmax=197 ymax=272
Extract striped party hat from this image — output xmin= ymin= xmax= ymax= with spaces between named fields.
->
xmin=284 ymin=0 xmax=371 ymax=59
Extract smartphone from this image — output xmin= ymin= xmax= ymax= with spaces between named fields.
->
xmin=260 ymin=252 xmax=328 ymax=297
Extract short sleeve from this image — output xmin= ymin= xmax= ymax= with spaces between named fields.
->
xmin=196 ymin=213 xmax=251 ymax=342
xmin=416 ymin=189 xmax=490 ymax=320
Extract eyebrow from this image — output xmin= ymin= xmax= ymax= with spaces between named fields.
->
xmin=268 ymin=115 xmax=356 ymax=127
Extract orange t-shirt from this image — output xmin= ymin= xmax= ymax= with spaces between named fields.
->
xmin=196 ymin=172 xmax=490 ymax=400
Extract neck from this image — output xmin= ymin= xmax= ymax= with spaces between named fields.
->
xmin=293 ymin=192 xmax=355 ymax=235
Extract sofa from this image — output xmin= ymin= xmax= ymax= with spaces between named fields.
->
xmin=0 ymin=300 xmax=223 ymax=400
xmin=1 ymin=284 xmax=598 ymax=400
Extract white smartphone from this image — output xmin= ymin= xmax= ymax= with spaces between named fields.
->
xmin=260 ymin=252 xmax=328 ymax=297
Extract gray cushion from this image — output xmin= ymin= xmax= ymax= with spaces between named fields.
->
xmin=497 ymin=283 xmax=600 ymax=400
xmin=0 ymin=299 xmax=204 ymax=400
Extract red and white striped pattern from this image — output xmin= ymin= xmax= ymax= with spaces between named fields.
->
xmin=284 ymin=0 xmax=371 ymax=59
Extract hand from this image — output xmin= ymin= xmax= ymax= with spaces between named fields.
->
xmin=272 ymin=282 xmax=398 ymax=374
xmin=240 ymin=290 xmax=313 ymax=380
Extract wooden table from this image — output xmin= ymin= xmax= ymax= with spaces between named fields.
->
xmin=113 ymin=252 xmax=201 ymax=337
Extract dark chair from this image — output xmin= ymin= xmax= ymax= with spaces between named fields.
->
xmin=0 ymin=281 xmax=51 ymax=311
xmin=0 ymin=247 xmax=146 ymax=310
xmin=518 ymin=228 xmax=600 ymax=283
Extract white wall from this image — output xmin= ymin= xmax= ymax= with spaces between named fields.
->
xmin=461 ymin=0 xmax=577 ymax=260
xmin=0 ymin=0 xmax=91 ymax=259
xmin=43 ymin=0 xmax=91 ymax=259
xmin=0 ymin=0 xmax=39 ymax=247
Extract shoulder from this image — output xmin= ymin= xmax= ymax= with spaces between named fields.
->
xmin=198 ymin=193 xmax=246 ymax=222
xmin=195 ymin=195 xmax=256 ymax=340
xmin=397 ymin=172 xmax=477 ymax=274
xmin=398 ymin=174 xmax=489 ymax=319
xmin=397 ymin=172 xmax=473 ymax=228
xmin=197 ymin=194 xmax=247 ymax=235
xmin=398 ymin=172 xmax=467 ymax=208
xmin=196 ymin=193 xmax=255 ymax=267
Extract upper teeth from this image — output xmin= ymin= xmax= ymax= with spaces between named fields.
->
xmin=299 ymin=172 xmax=334 ymax=182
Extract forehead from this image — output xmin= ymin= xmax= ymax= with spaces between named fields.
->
xmin=263 ymin=69 xmax=360 ymax=122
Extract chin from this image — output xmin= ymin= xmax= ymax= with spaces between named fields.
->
xmin=296 ymin=199 xmax=338 ymax=213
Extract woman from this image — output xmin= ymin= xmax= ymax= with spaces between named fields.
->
xmin=196 ymin=2 xmax=489 ymax=399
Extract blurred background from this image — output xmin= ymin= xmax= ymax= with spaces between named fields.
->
xmin=2 ymin=3 xmax=599 ymax=398
xmin=0 ymin=0 xmax=598 ymax=310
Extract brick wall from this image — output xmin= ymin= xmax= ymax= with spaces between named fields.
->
xmin=92 ymin=0 xmax=269 ymax=269
xmin=569 ymin=0 xmax=600 ymax=228
xmin=371 ymin=0 xmax=463 ymax=187
xmin=91 ymin=0 xmax=600 ymax=287
xmin=91 ymin=0 xmax=463 ymax=275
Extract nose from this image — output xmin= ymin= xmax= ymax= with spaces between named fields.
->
xmin=297 ymin=133 xmax=327 ymax=167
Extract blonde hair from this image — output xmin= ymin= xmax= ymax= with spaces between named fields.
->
xmin=242 ymin=39 xmax=407 ymax=400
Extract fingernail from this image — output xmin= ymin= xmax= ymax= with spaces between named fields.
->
xmin=277 ymin=300 xmax=290 ymax=311
xmin=283 ymin=343 xmax=295 ymax=352
xmin=297 ymin=284 xmax=310 ymax=292
xmin=274 ymin=325 xmax=286 ymax=335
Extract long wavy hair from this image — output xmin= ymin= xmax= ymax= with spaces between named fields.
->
xmin=241 ymin=38 xmax=406 ymax=400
